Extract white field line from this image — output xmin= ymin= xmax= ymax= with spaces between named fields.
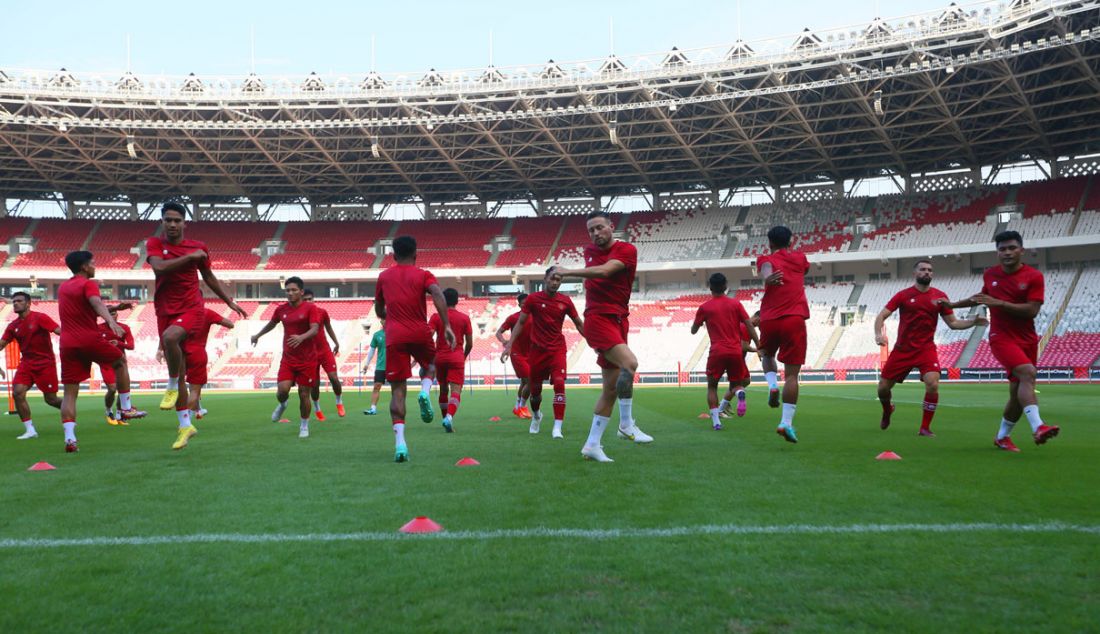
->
xmin=1 ymin=522 xmax=1096 ymax=549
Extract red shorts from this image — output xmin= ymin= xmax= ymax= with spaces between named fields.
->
xmin=277 ymin=359 xmax=318 ymax=387
xmin=436 ymin=358 xmax=465 ymax=387
xmin=585 ymin=313 xmax=629 ymax=369
xmin=882 ymin=348 xmax=940 ymax=383
xmin=529 ymin=348 xmax=568 ymax=385
xmin=385 ymin=340 xmax=435 ymax=383
xmin=317 ymin=347 xmax=337 ymax=375
xmin=510 ymin=353 xmax=531 ymax=380
xmin=13 ymin=361 xmax=59 ymax=393
xmin=181 ymin=339 xmax=209 ymax=386
xmin=706 ymin=351 xmax=749 ymax=382
xmin=99 ymin=362 xmax=117 ymax=385
xmin=759 ymin=315 xmax=807 ymax=366
xmin=990 ymin=337 xmax=1038 ymax=383
xmin=157 ymin=309 xmax=204 ymax=337
xmin=60 ymin=340 xmax=123 ymax=385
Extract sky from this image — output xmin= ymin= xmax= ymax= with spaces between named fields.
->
xmin=2 ymin=0 xmax=963 ymax=78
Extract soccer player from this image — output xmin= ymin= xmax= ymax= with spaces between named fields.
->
xmin=56 ymin=251 xmax=135 ymax=453
xmin=691 ymin=273 xmax=760 ymax=431
xmin=496 ymin=293 xmax=532 ymax=419
xmin=756 ymin=225 xmax=809 ymax=443
xmin=873 ymin=260 xmax=986 ymax=436
xmin=374 ymin=236 xmax=454 ymax=463
xmin=362 ymin=319 xmax=386 ymax=415
xmin=552 ymin=210 xmax=652 ymax=463
xmin=181 ymin=307 xmax=234 ymax=419
xmin=945 ymin=231 xmax=1060 ymax=451
xmin=146 ymin=202 xmax=246 ymax=449
xmin=428 ymin=288 xmax=473 ymax=433
xmin=251 ymin=276 xmax=321 ymax=439
xmin=501 ymin=268 xmax=584 ymax=439
xmin=303 ymin=289 xmax=345 ymax=419
xmin=0 ymin=292 xmax=62 ymax=440
xmin=96 ymin=305 xmax=146 ymax=425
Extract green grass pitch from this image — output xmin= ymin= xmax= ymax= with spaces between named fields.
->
xmin=0 ymin=382 xmax=1097 ymax=632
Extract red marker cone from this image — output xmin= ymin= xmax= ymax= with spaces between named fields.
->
xmin=876 ymin=451 xmax=902 ymax=460
xmin=488 ymin=416 xmax=501 ymax=422
xmin=27 ymin=462 xmax=56 ymax=471
xmin=278 ymin=418 xmax=291 ymax=423
xmin=399 ymin=516 xmax=443 ymax=534
xmin=455 ymin=457 xmax=480 ymax=466
xmin=698 ymin=413 xmax=710 ymax=419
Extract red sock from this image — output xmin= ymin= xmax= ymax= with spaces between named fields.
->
xmin=553 ymin=392 xmax=566 ymax=420
xmin=447 ymin=394 xmax=460 ymax=417
xmin=921 ymin=393 xmax=938 ymax=430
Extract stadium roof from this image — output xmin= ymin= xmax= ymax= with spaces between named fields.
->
xmin=2 ymin=0 xmax=1100 ymax=206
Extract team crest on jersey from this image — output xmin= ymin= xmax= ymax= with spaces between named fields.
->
xmin=910 ymin=298 xmax=916 ymax=303
xmin=991 ymin=281 xmax=999 ymax=287
xmin=163 ymin=249 xmax=169 ymax=255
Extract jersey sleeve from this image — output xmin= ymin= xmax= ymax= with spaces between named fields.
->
xmin=42 ymin=314 xmax=60 ymax=332
xmin=428 ymin=313 xmax=440 ymax=332
xmin=122 ymin=325 xmax=135 ymax=350
xmin=565 ymin=297 xmax=579 ymax=320
xmin=612 ymin=241 xmax=637 ymax=269
xmin=981 ymin=271 xmax=991 ymax=295
xmin=144 ymin=237 xmax=161 ymax=263
xmin=692 ymin=305 xmax=706 ymax=329
xmin=800 ymin=252 xmax=810 ymax=273
xmin=370 ymin=332 xmax=381 ymax=350
xmin=736 ymin=301 xmax=750 ymax=323
xmin=422 ymin=270 xmax=438 ymax=293
xmin=1 ymin=320 xmax=15 ymax=343
xmin=1027 ymin=270 xmax=1045 ymax=304
xmin=502 ymin=313 xmax=518 ymax=330
xmin=885 ymin=291 xmax=904 ymax=312
xmin=755 ymin=254 xmax=769 ymax=272
xmin=84 ymin=279 xmax=101 ymax=300
xmin=308 ymin=304 xmax=322 ymax=325
xmin=521 ymin=300 xmax=534 ymax=316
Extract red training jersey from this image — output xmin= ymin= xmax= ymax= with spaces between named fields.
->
xmin=145 ymin=236 xmax=210 ymax=317
xmin=501 ymin=311 xmax=531 ymax=356
xmin=97 ymin=321 xmax=135 ymax=351
xmin=756 ymin=249 xmax=810 ymax=321
xmin=58 ymin=276 xmax=104 ymax=348
xmin=274 ymin=301 xmax=321 ymax=365
xmin=982 ymin=264 xmax=1044 ymax=345
xmin=693 ymin=295 xmax=751 ymax=356
xmin=582 ymin=240 xmax=637 ymax=317
xmin=885 ymin=286 xmax=952 ymax=353
xmin=313 ymin=306 xmax=333 ymax=354
xmin=521 ymin=291 xmax=579 ymax=353
xmin=376 ymin=264 xmax=438 ymax=346
xmin=739 ymin=320 xmax=751 ymax=344
xmin=430 ymin=308 xmax=471 ymax=365
xmin=191 ymin=308 xmax=226 ymax=350
xmin=2 ymin=312 xmax=59 ymax=365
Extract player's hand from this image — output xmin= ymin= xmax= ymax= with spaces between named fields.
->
xmin=230 ymin=302 xmax=247 ymax=318
xmin=444 ymin=326 xmax=456 ymax=350
xmin=155 ymin=348 xmax=164 ymax=363
xmin=764 ymin=270 xmax=785 ymax=286
xmin=934 ymin=297 xmax=951 ymax=307
xmin=287 ymin=334 xmax=305 ymax=348
xmin=974 ymin=315 xmax=989 ymax=327
xmin=0 ymin=367 xmax=6 ymax=380
xmin=750 ymin=315 xmax=761 ymax=327
xmin=190 ymin=250 xmax=208 ymax=262
xmin=333 ymin=344 xmax=340 ymax=355
xmin=250 ymin=335 xmax=259 ymax=347
xmin=113 ymin=301 xmax=134 ymax=312
xmin=500 ymin=343 xmax=512 ymax=363
xmin=874 ymin=334 xmax=887 ymax=347
xmin=970 ymin=293 xmax=1001 ymax=307
xmin=110 ymin=323 xmax=125 ymax=339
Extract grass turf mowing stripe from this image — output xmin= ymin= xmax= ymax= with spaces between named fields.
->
xmin=2 ymin=522 xmax=1097 ymax=549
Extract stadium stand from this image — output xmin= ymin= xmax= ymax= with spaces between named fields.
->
xmin=90 ymin=220 xmax=161 ymax=269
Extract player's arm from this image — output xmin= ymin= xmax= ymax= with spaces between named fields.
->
xmin=943 ymin=312 xmax=987 ymax=330
xmin=569 ymin=312 xmax=585 ymax=338
xmin=968 ymin=295 xmax=1041 ymax=319
xmin=427 ymin=283 xmax=455 ymax=349
xmin=147 ymin=249 xmax=207 ymax=274
xmin=463 ymin=326 xmax=474 ymax=358
xmin=494 ymin=321 xmax=512 ymax=345
xmin=690 ymin=307 xmax=705 ymax=335
xmin=501 ymin=312 xmax=529 ymax=362
xmin=759 ymin=261 xmax=784 ymax=286
xmin=742 ymin=317 xmax=761 ymax=351
xmin=218 ymin=317 xmax=235 ymax=330
xmin=199 ymin=266 xmax=248 ymax=318
xmin=287 ymin=322 xmax=320 ymax=349
xmin=363 ymin=345 xmax=376 ymax=372
xmin=872 ymin=307 xmax=894 ymax=346
xmin=250 ymin=317 xmax=280 ymax=346
xmin=122 ymin=327 xmax=135 ymax=351
xmin=88 ymin=295 xmax=125 ymax=338
xmin=553 ymin=259 xmax=625 ymax=280
xmin=324 ymin=319 xmax=340 ymax=355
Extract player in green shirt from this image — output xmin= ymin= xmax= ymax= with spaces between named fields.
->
xmin=362 ymin=319 xmax=386 ymax=415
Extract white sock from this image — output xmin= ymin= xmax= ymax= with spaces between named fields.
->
xmin=23 ymin=419 xmax=35 ymax=433
xmin=997 ymin=417 xmax=1017 ymax=440
xmin=765 ymin=372 xmax=778 ymax=390
xmin=710 ymin=407 xmax=721 ymax=426
xmin=718 ymin=399 xmax=730 ymax=412
xmin=618 ymin=398 xmax=633 ymax=428
xmin=420 ymin=378 xmax=432 ymax=394
xmin=273 ymin=401 xmax=288 ymax=420
xmin=553 ymin=419 xmax=563 ymax=433
xmin=62 ymin=421 xmax=76 ymax=442
xmin=1022 ymin=405 xmax=1044 ymax=433
xmin=335 ymin=394 xmax=343 ymax=405
xmin=516 ymin=397 xmax=524 ymax=409
xmin=585 ymin=414 xmax=610 ymax=447
xmin=312 ymin=399 xmax=321 ymax=413
xmin=106 ymin=408 xmax=114 ymax=417
xmin=119 ymin=392 xmax=132 ymax=410
xmin=300 ymin=418 xmax=309 ymax=430
xmin=167 ymin=377 xmax=179 ymax=390
xmin=176 ymin=409 xmax=191 ymax=429
xmin=780 ymin=403 xmax=796 ymax=427
xmin=393 ymin=422 xmax=406 ymax=446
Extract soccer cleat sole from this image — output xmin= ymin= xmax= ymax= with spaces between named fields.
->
xmin=777 ymin=426 xmax=798 ymax=444
xmin=418 ymin=393 xmax=434 ymax=423
xmin=442 ymin=420 xmax=454 ymax=433
xmin=768 ymin=390 xmax=780 ymax=408
xmin=1034 ymin=425 xmax=1060 ymax=445
xmin=394 ymin=445 xmax=409 ymax=463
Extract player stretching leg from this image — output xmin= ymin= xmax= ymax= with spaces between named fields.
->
xmin=946 ymin=231 xmax=1060 ymax=451
xmin=692 ymin=273 xmax=760 ymax=431
xmin=362 ymin=319 xmax=386 ymax=415
xmin=252 ymin=277 xmax=321 ymax=438
xmin=496 ymin=293 xmax=532 ymax=419
xmin=719 ymin=310 xmax=760 ymax=419
xmin=375 ymin=236 xmax=453 ymax=462
xmin=873 ymin=260 xmax=985 ymax=436
xmin=0 ymin=292 xmax=63 ymax=439
xmin=303 ymin=289 xmax=345 ymax=419
xmin=56 ymin=251 xmax=134 ymax=453
xmin=96 ymin=304 xmax=146 ymax=425
xmin=756 ymin=226 xmax=810 ymax=444
xmin=146 ymin=202 xmax=246 ymax=449
xmin=502 ymin=268 xmax=584 ymax=438
xmin=554 ymin=210 xmax=650 ymax=463
xmin=183 ymin=308 xmax=234 ymax=419
xmin=429 ymin=289 xmax=473 ymax=433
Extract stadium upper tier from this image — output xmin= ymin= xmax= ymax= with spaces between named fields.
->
xmin=2 ymin=0 xmax=1100 ymax=203
xmin=3 ymin=174 xmax=1099 ymax=273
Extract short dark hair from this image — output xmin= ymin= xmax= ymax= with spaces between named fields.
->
xmin=767 ymin=225 xmax=793 ymax=249
xmin=913 ymin=259 xmax=933 ymax=269
xmin=392 ymin=236 xmax=417 ymax=259
xmin=517 ymin=292 xmax=529 ymax=305
xmin=303 ymin=288 xmax=314 ymax=297
xmin=161 ymin=202 xmax=188 ymax=219
xmin=285 ymin=276 xmax=304 ymax=290
xmin=545 ymin=267 xmax=556 ymax=277
xmin=443 ymin=288 xmax=459 ymax=307
xmin=11 ymin=291 xmax=31 ymax=302
xmin=708 ymin=272 xmax=728 ymax=293
xmin=586 ymin=210 xmax=612 ymax=223
xmin=994 ymin=230 xmax=1024 ymax=248
xmin=65 ymin=250 xmax=94 ymax=274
